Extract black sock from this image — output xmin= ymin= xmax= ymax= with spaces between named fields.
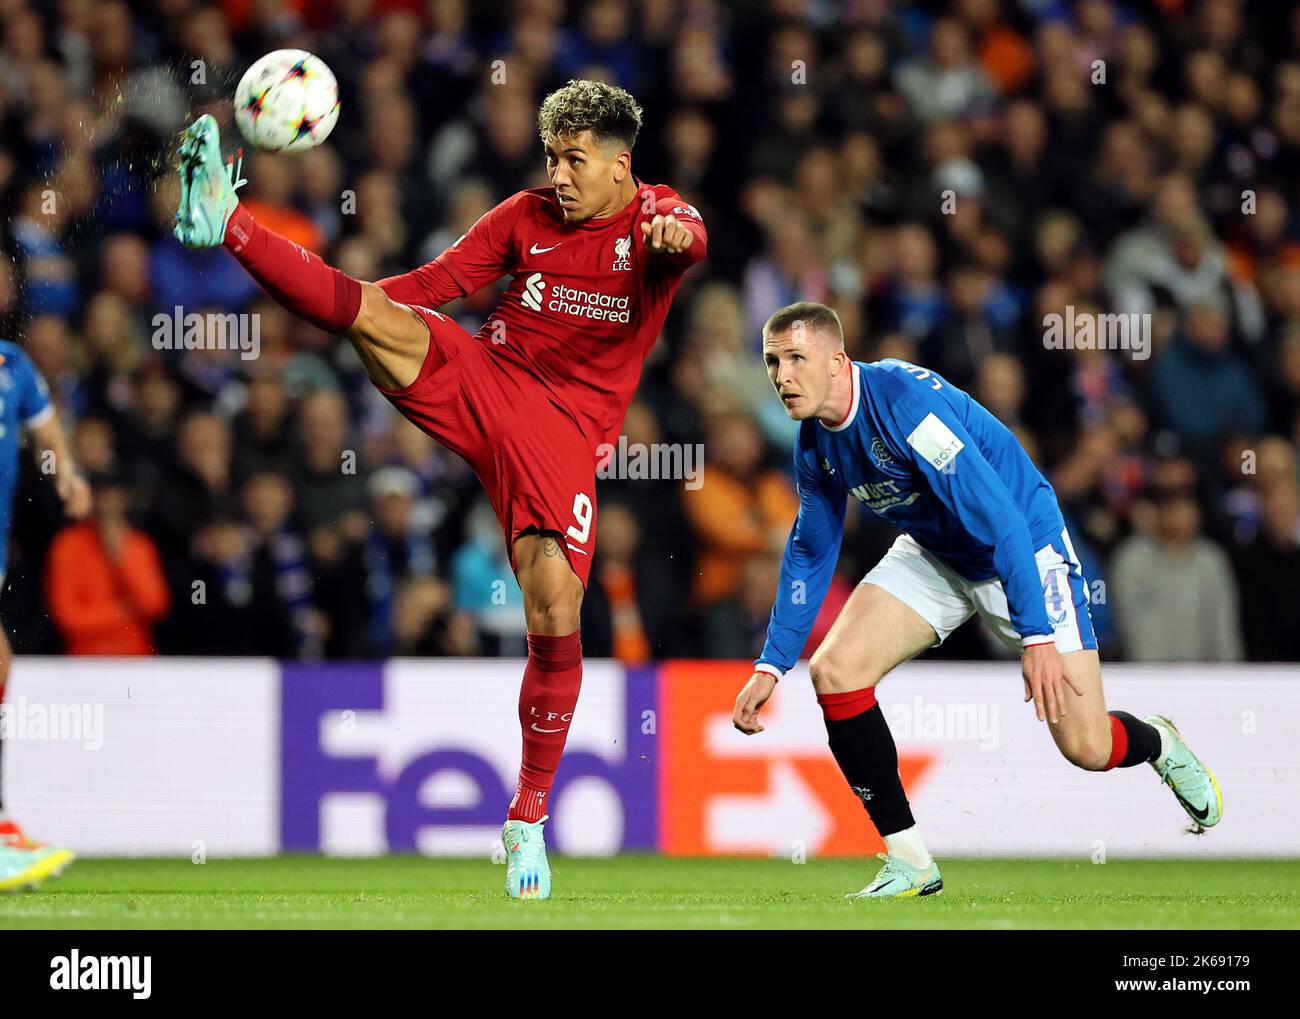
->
xmin=1108 ymin=710 xmax=1162 ymax=768
xmin=824 ymin=701 xmax=915 ymax=836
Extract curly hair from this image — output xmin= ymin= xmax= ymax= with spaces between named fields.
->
xmin=537 ymin=79 xmax=643 ymax=151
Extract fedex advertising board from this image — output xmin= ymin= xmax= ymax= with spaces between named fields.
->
xmin=5 ymin=658 xmax=1298 ymax=857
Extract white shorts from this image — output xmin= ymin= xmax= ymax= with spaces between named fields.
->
xmin=862 ymin=530 xmax=1098 ymax=654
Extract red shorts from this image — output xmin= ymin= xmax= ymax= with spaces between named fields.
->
xmin=378 ymin=306 xmax=597 ymax=585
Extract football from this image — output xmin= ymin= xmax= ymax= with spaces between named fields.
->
xmin=233 ymin=49 xmax=339 ymax=153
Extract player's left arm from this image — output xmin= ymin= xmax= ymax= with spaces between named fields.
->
xmin=641 ymin=195 xmax=706 ymax=266
xmin=887 ymin=383 xmax=1082 ymax=724
xmin=18 ymin=358 xmax=90 ymax=520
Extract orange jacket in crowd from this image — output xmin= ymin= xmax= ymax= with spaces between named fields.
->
xmin=685 ymin=469 xmax=799 ymax=607
xmin=45 ymin=523 xmax=170 ymax=655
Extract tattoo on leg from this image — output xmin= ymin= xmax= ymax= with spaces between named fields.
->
xmin=541 ymin=535 xmax=562 ymax=558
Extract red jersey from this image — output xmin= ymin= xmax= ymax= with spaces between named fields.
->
xmin=376 ymin=183 xmax=707 ymax=449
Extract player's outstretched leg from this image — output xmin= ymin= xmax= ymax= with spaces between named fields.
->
xmin=811 ymin=584 xmax=944 ymax=899
xmin=501 ymin=533 xmax=585 ymax=901
xmin=1042 ymin=651 xmax=1222 ymax=830
xmin=175 ymin=114 xmax=361 ymax=334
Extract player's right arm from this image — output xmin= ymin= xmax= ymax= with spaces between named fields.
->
xmin=734 ymin=435 xmax=846 ymax=734
xmin=349 ymin=194 xmax=522 ymax=389
xmin=29 ymin=414 xmax=90 ymax=519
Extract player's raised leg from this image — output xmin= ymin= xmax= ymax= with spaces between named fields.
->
xmin=173 ymin=114 xmax=430 ymax=391
xmin=499 ymin=532 xmax=585 ymax=901
xmin=807 ymin=582 xmax=945 ymax=898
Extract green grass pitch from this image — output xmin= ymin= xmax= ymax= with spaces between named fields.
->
xmin=1 ymin=856 xmax=1297 ymax=929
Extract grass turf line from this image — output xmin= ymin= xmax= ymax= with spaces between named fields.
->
xmin=0 ymin=856 xmax=1296 ymax=930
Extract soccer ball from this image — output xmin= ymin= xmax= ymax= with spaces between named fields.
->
xmin=233 ymin=49 xmax=339 ymax=153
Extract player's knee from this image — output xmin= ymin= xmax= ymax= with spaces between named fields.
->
xmin=355 ymin=284 xmax=427 ymax=352
xmin=808 ymin=647 xmax=878 ymax=695
xmin=522 ymin=579 xmax=583 ymax=635
xmin=525 ymin=598 xmax=581 ymax=635
xmin=1058 ymin=731 xmax=1111 ymax=772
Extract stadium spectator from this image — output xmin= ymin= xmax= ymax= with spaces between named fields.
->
xmin=361 ymin=466 xmax=437 ymax=656
xmin=151 ymin=410 xmax=235 ymax=557
xmin=684 ymin=410 xmax=797 ymax=609
xmin=580 ymin=500 xmax=681 ymax=662
xmin=392 ymin=575 xmax=478 ymax=656
xmin=1110 ymin=481 xmax=1244 ymax=663
xmin=704 ymin=550 xmax=783 ymax=660
xmin=450 ymin=498 xmax=526 ymax=656
xmin=1233 ymin=479 xmax=1300 ymax=662
xmin=294 ymin=389 xmax=367 ymax=535
xmin=239 ymin=469 xmax=323 ymax=658
xmin=45 ymin=473 xmax=169 ymax=655
xmin=894 ymin=17 xmax=994 ymax=123
xmin=1148 ymin=297 xmax=1268 ymax=459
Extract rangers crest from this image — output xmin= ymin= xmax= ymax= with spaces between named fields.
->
xmin=870 ymin=436 xmax=896 ymax=467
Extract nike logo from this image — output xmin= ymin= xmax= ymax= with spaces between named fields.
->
xmin=531 ymin=723 xmax=565 ymax=733
xmin=529 ymin=242 xmax=560 ymax=255
xmin=1172 ymin=788 xmax=1211 ymax=821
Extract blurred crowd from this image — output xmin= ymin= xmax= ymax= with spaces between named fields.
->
xmin=1 ymin=0 xmax=1299 ymax=663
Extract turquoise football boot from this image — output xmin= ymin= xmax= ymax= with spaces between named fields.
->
xmin=502 ymin=816 xmax=551 ymax=901
xmin=174 ymin=114 xmax=246 ymax=249
xmin=846 ymin=853 xmax=943 ymax=899
xmin=0 ymin=845 xmax=73 ymax=893
xmin=1145 ymin=715 xmax=1223 ymax=831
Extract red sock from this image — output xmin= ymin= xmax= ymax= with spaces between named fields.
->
xmin=508 ymin=631 xmax=583 ymax=823
xmin=223 ymin=203 xmax=361 ymax=333
xmin=1104 ymin=715 xmax=1128 ymax=770
xmin=816 ymin=686 xmax=877 ymax=721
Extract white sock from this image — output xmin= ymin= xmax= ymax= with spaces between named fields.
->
xmin=884 ymin=825 xmax=932 ymax=870
xmin=1152 ymin=721 xmax=1172 ymax=770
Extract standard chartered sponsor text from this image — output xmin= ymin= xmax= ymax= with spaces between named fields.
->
xmin=549 ymin=283 xmax=632 ymax=322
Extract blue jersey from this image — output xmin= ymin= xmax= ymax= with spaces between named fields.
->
xmin=757 ymin=359 xmax=1064 ymax=675
xmin=0 ymin=340 xmax=54 ymax=576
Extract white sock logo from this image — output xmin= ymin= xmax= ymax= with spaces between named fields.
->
xmin=529 ymin=706 xmax=572 ymax=733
